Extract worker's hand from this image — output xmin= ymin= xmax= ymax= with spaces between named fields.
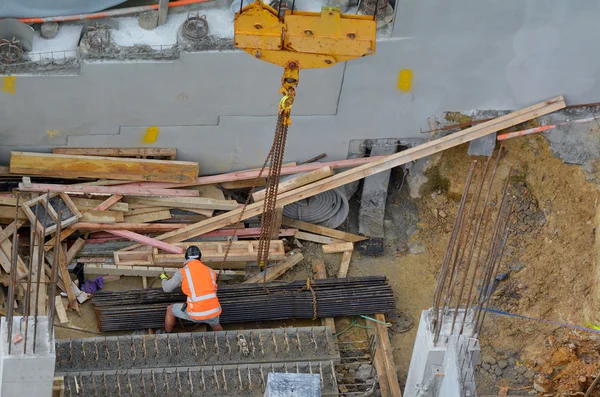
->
xmin=160 ymin=273 xmax=169 ymax=280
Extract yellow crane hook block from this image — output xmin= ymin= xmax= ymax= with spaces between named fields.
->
xmin=234 ymin=1 xmax=376 ymax=70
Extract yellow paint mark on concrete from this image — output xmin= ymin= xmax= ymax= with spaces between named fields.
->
xmin=143 ymin=126 xmax=160 ymax=144
xmin=47 ymin=130 xmax=60 ymax=138
xmin=397 ymin=69 xmax=413 ymax=92
xmin=2 ymin=76 xmax=16 ymax=94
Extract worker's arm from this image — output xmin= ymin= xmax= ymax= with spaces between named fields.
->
xmin=162 ymin=271 xmax=182 ymax=292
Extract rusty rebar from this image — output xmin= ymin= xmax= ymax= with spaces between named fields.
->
xmin=48 ymin=212 xmax=63 ymax=340
xmin=33 ymin=193 xmax=50 ymax=353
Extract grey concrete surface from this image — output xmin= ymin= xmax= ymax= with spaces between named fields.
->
xmin=0 ymin=0 xmax=599 ymax=175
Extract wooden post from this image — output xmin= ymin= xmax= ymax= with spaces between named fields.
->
xmin=337 ymin=249 xmax=353 ymax=278
xmin=57 ymin=244 xmax=78 ymax=314
xmin=31 ymin=230 xmax=46 ymax=315
xmin=311 ymin=259 xmax=336 ymax=333
xmin=271 ymin=205 xmax=284 ymax=240
xmin=370 ymin=314 xmax=402 ymax=396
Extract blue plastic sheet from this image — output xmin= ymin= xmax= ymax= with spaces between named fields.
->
xmin=0 ymin=0 xmax=128 ymax=18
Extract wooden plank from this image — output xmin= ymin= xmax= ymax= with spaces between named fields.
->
xmin=118 ymin=157 xmax=385 ymax=189
xmin=0 ymin=221 xmax=22 ymax=244
xmin=18 ymin=183 xmax=200 ymax=198
xmin=132 ymin=96 xmax=564 ymax=246
xmin=10 ymin=151 xmax=198 ymax=183
xmin=367 ymin=322 xmax=391 ymax=396
xmin=71 ymin=197 xmax=129 ymax=212
xmin=123 ymin=197 xmax=238 ymax=211
xmin=252 ymin=166 xmax=334 ymax=202
xmin=221 ymin=178 xmax=266 ymax=189
xmin=57 ymin=244 xmax=78 ymax=312
xmin=53 ymin=147 xmax=177 ymax=159
xmin=295 ymin=231 xmax=344 ymax=245
xmin=312 ymin=259 xmax=336 ymax=333
xmin=244 ymin=252 xmax=303 ymax=284
xmin=124 ymin=210 xmax=172 ymax=223
xmin=0 ymin=206 xmax=28 ymax=221
xmin=105 ymin=230 xmax=184 ymax=254
xmin=80 ymin=210 xmax=124 ymax=223
xmin=322 ymin=242 xmax=354 ymax=254
xmin=271 ymin=205 xmax=283 ymax=240
xmin=370 ymin=314 xmax=402 ymax=397
xmin=65 ymin=238 xmax=86 ymax=265
xmin=94 ymin=194 xmax=123 ymax=211
xmin=71 ymin=223 xmax=189 ymax=232
xmin=152 ymin=240 xmax=286 ymax=264
xmin=54 ymin=296 xmax=69 ymax=325
xmin=124 ymin=206 xmax=166 ymax=215
xmin=282 ymin=217 xmax=367 ymax=243
xmin=30 ymin=231 xmax=46 ymax=314
xmin=337 ymin=250 xmax=353 ymax=278
xmin=114 ymin=251 xmax=154 ymax=266
xmin=44 ymin=229 xmax=76 ymax=252
xmin=83 ymin=263 xmax=244 ymax=278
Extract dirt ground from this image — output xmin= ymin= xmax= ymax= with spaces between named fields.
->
xmin=56 ymin=134 xmax=600 ymax=396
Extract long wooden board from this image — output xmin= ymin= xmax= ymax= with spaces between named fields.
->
xmin=80 ymin=210 xmax=124 ymax=223
xmin=244 ymin=252 xmax=304 ymax=283
xmin=83 ymin=263 xmax=244 ymax=278
xmin=124 ymin=210 xmax=172 ymax=223
xmin=122 ymin=96 xmax=563 ymax=247
xmin=153 ymin=240 xmax=286 ymax=264
xmin=123 ymin=197 xmax=238 ymax=211
xmin=53 ymin=147 xmax=177 ymax=159
xmin=18 ymin=183 xmax=200 ymax=198
xmin=117 ymin=156 xmax=387 ymax=189
xmin=70 ymin=197 xmax=129 ymax=212
xmin=252 ymin=166 xmax=334 ymax=202
xmin=10 ymin=151 xmax=198 ymax=183
xmin=282 ymin=217 xmax=367 ymax=242
xmin=295 ymin=231 xmax=344 ymax=245
xmin=105 ymin=230 xmax=184 ymax=254
xmin=371 ymin=314 xmax=403 ymax=396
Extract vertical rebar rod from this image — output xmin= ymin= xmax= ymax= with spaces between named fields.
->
xmin=48 ymin=212 xmax=63 ymax=340
xmin=434 ymin=163 xmax=480 ymax=343
xmin=33 ymin=193 xmax=49 ymax=353
xmin=7 ymin=233 xmax=19 ymax=355
xmin=23 ymin=201 xmax=40 ymax=354
xmin=431 ymin=161 xmax=476 ymax=337
xmin=450 ymin=152 xmax=498 ymax=334
xmin=457 ymin=149 xmax=504 ymax=336
xmin=472 ymin=175 xmax=512 ymax=329
xmin=474 ymin=200 xmax=514 ymax=336
xmin=475 ymin=200 xmax=514 ymax=336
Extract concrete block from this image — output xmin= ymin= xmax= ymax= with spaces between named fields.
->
xmin=358 ymin=139 xmax=398 ymax=255
xmin=0 ymin=316 xmax=55 ymax=397
xmin=264 ymin=372 xmax=321 ymax=397
xmin=138 ymin=10 xmax=159 ymax=30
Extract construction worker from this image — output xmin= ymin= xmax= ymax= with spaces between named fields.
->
xmin=161 ymin=245 xmax=223 ymax=332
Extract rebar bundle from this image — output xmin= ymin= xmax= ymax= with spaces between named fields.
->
xmin=93 ymin=277 xmax=394 ymax=332
xmin=431 ymin=147 xmax=516 ymax=343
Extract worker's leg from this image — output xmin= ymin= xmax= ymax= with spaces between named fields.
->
xmin=167 ymin=303 xmax=189 ymax=332
xmin=204 ymin=315 xmax=223 ymax=331
xmin=165 ymin=304 xmax=176 ymax=333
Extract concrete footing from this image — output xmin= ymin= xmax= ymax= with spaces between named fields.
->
xmin=404 ymin=309 xmax=479 ymax=397
xmin=0 ymin=316 xmax=55 ymax=397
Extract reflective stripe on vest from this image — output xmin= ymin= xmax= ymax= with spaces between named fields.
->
xmin=186 ymin=306 xmax=222 ymax=317
xmin=183 ymin=266 xmax=217 ymax=302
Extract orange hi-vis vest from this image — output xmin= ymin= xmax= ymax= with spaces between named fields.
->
xmin=180 ymin=259 xmax=222 ymax=321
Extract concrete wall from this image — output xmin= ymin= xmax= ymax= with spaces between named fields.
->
xmin=1 ymin=0 xmax=599 ymax=174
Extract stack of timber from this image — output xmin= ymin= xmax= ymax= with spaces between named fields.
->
xmin=93 ymin=276 xmax=395 ymax=331
xmin=0 ymin=97 xmax=567 ymax=315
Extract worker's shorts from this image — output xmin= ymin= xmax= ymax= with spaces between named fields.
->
xmin=171 ymin=302 xmax=220 ymax=328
